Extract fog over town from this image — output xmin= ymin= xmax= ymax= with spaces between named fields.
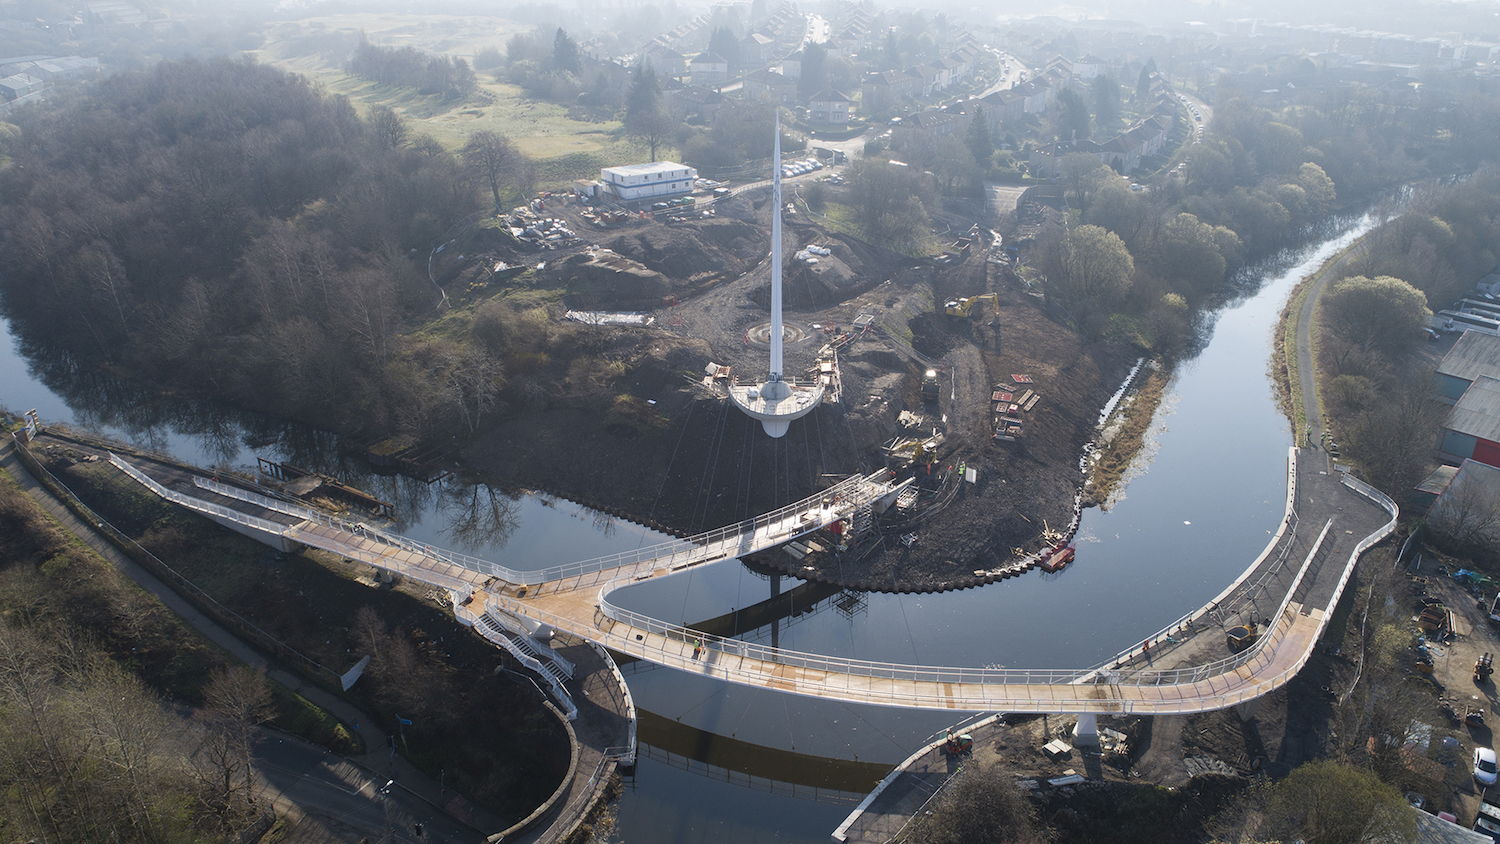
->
xmin=3 ymin=0 xmax=1500 ymax=842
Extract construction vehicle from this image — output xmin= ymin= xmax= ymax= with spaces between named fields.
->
xmin=1478 ymin=653 xmax=1494 ymax=685
xmin=944 ymin=293 xmax=999 ymax=319
xmin=921 ymin=369 xmax=941 ymax=403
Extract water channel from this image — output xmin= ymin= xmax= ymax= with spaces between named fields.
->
xmin=0 ymin=213 xmax=1376 ymax=843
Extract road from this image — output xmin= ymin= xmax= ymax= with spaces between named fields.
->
xmin=977 ymin=48 xmax=1025 ymax=97
xmin=800 ymin=13 xmax=830 ymax=48
xmin=256 ymin=730 xmax=481 ymax=844
xmin=1177 ymin=89 xmax=1213 ymax=146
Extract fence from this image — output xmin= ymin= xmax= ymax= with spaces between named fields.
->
xmin=589 ymin=641 xmax=637 ymax=765
xmin=12 ymin=436 xmax=341 ymax=684
xmin=192 ymin=467 xmax=893 ymax=591
xmin=475 ymin=584 xmax=1304 ymax=713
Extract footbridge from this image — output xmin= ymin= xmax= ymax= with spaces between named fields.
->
xmin=108 ymin=447 xmax=1396 ymax=720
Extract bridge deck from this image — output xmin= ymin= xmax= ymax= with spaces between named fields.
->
xmin=480 ymin=581 xmax=1326 ymax=713
xmin=101 ymin=445 xmax=1397 ymax=716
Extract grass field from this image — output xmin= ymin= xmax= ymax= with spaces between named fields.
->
xmin=252 ymin=13 xmax=653 ymax=182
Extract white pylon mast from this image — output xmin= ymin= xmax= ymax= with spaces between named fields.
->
xmin=769 ymin=111 xmax=784 ymax=382
xmin=725 ymin=109 xmax=823 ymax=439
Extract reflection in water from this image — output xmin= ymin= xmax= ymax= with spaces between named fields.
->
xmin=593 ymin=507 xmax=617 ymax=539
xmin=637 ymin=710 xmax=889 ymax=798
xmin=438 ymin=480 xmax=521 ymax=554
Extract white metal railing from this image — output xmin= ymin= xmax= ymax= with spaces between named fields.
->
xmin=113 ymin=455 xmax=297 ymax=540
xmin=482 ymin=605 xmax=577 ymax=678
xmin=1088 ymin=447 xmax=1301 ymax=676
xmin=590 ymin=641 xmax=637 ymax=765
xmin=463 ymin=606 xmax=578 ymax=721
xmin=194 ymin=470 xmax=892 ymax=590
xmin=195 ymin=476 xmax=522 ymax=581
xmin=115 ymin=446 xmax=1398 ymax=714
xmin=483 ymin=584 xmax=1303 ymax=711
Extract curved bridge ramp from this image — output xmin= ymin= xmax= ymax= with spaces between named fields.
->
xmin=108 ymin=451 xmax=1396 ymax=716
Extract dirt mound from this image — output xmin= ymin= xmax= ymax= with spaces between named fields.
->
xmin=605 ymin=218 xmax=764 ymax=286
xmin=747 ymin=235 xmax=906 ymax=311
xmin=547 ymin=250 xmax=671 ymax=310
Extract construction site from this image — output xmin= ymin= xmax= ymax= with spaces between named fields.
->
xmin=433 ymin=172 xmax=1140 ymax=593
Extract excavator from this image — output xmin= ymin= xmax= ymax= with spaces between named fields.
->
xmin=944 ymin=293 xmax=999 ymax=319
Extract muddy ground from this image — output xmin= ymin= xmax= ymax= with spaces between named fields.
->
xmin=459 ymin=184 xmax=1137 ymax=591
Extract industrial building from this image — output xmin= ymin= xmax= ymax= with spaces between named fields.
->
xmin=1435 ymin=330 xmax=1500 ymax=404
xmin=1437 ymin=374 xmax=1500 ymax=468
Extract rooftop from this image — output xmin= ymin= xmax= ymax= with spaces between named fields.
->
xmin=601 ymin=161 xmax=693 ymax=177
xmin=1415 ymin=463 xmax=1459 ymax=496
xmin=1446 ymin=375 xmax=1500 ymax=442
xmin=1438 ymin=330 xmax=1500 ymax=384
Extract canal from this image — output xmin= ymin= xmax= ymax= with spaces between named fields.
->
xmin=0 ymin=213 xmax=1376 ymax=843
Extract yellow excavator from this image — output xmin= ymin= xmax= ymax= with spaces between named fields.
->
xmin=944 ymin=293 xmax=999 ymax=319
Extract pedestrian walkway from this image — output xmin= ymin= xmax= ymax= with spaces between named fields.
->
xmin=100 ymin=433 xmax=1398 ymax=716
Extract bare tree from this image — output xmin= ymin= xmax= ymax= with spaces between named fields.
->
xmin=908 ymin=761 xmax=1046 ymax=844
xmin=368 ymin=104 xmax=409 ymax=150
xmin=462 ymin=131 xmax=529 ymax=211
xmin=1428 ymin=464 xmax=1500 ymax=554
xmin=1342 ymin=374 xmax=1446 ymax=495
xmin=192 ymin=666 xmax=273 ymax=823
xmin=627 ymin=106 xmax=677 ymax=162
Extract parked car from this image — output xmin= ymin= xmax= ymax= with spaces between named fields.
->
xmin=1477 ymin=746 xmax=1498 ymax=786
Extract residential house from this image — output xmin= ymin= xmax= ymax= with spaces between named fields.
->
xmin=1028 ymin=138 xmax=1105 ymax=178
xmin=742 ymin=68 xmax=796 ymax=102
xmin=808 ymin=89 xmax=852 ymax=124
xmin=908 ymin=108 xmax=964 ymax=137
xmin=1095 ymin=115 xmax=1171 ymax=173
xmin=1437 ymin=375 xmax=1500 ymax=467
xmin=1435 ymin=331 xmax=1500 ymax=404
xmin=1072 ymin=54 xmax=1107 ymax=79
xmin=741 ymin=32 xmax=776 ymax=66
xmin=913 ymin=63 xmax=944 ymax=97
xmin=690 ymin=52 xmax=729 ymax=84
xmin=642 ymin=45 xmax=688 ymax=79
xmin=778 ymin=49 xmax=803 ymax=80
xmin=669 ymin=85 xmax=727 ymax=121
xmin=978 ymin=88 xmax=1026 ymax=130
xmin=861 ymin=69 xmax=918 ymax=112
xmin=1014 ymin=78 xmax=1054 ymax=114
xmin=920 ymin=60 xmax=952 ymax=93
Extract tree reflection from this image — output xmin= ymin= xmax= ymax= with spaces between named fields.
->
xmin=592 ymin=507 xmax=617 ymax=538
xmin=439 ymin=480 xmax=520 ymax=554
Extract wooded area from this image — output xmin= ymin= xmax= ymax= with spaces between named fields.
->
xmin=0 ymin=57 xmax=524 ymax=449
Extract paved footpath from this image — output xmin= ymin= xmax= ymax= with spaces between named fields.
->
xmin=0 ymin=438 xmax=494 ymax=842
xmin=1295 ymin=235 xmax=1363 ymax=446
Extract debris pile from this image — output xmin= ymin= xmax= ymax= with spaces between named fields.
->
xmin=516 ymin=217 xmax=578 ymax=249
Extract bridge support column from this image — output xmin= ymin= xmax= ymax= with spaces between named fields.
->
xmin=1072 ymin=712 xmax=1099 ymax=746
xmin=1234 ymin=698 xmax=1261 ymax=722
